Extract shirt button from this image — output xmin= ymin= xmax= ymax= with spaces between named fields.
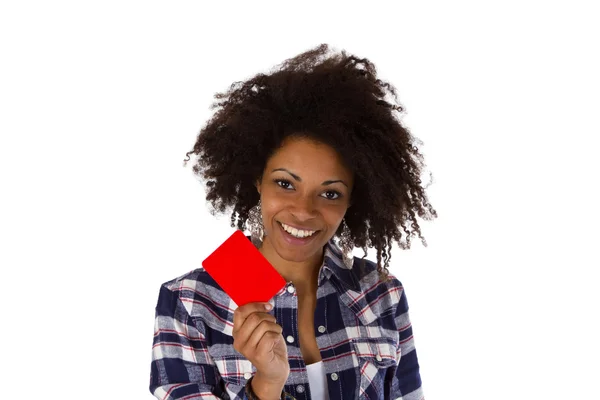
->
xmin=296 ymin=385 xmax=305 ymax=393
xmin=330 ymin=372 xmax=338 ymax=381
xmin=244 ymin=372 xmax=252 ymax=380
xmin=287 ymin=285 xmax=295 ymax=293
xmin=318 ymin=325 xmax=326 ymax=333
xmin=286 ymin=335 xmax=295 ymax=343
xmin=375 ymin=354 xmax=382 ymax=362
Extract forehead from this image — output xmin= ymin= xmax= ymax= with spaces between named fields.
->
xmin=266 ymin=136 xmax=352 ymax=177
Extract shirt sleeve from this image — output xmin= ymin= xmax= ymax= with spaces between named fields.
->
xmin=150 ymin=283 xmax=246 ymax=400
xmin=390 ymin=284 xmax=425 ymax=400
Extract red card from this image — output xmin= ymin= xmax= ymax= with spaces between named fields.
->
xmin=201 ymin=230 xmax=286 ymax=307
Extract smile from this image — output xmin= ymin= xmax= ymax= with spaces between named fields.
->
xmin=277 ymin=221 xmax=320 ymax=245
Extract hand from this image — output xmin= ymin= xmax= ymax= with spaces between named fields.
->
xmin=232 ymin=302 xmax=290 ymax=385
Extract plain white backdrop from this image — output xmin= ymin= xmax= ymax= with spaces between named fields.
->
xmin=1 ymin=1 xmax=598 ymax=399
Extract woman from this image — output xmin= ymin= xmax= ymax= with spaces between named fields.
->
xmin=150 ymin=44 xmax=437 ymax=400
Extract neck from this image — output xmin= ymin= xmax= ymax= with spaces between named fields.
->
xmin=257 ymin=236 xmax=324 ymax=297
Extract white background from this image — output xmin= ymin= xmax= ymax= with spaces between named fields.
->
xmin=1 ymin=1 xmax=598 ymax=399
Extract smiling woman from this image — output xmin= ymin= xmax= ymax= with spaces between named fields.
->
xmin=254 ymin=136 xmax=354 ymax=276
xmin=150 ymin=43 xmax=437 ymax=400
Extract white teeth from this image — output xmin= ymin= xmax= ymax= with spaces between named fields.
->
xmin=280 ymin=222 xmax=316 ymax=238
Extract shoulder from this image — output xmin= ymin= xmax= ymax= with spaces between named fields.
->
xmin=353 ymin=257 xmax=405 ymax=314
xmin=157 ymin=268 xmax=233 ymax=323
xmin=161 ymin=267 xmax=220 ymax=294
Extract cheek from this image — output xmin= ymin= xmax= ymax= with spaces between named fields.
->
xmin=323 ymin=211 xmax=346 ymax=229
xmin=260 ymin=194 xmax=288 ymax=217
xmin=259 ymin=203 xmax=278 ymax=225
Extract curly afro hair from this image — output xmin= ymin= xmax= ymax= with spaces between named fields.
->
xmin=183 ymin=43 xmax=438 ymax=282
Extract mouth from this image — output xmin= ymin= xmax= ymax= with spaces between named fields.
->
xmin=277 ymin=221 xmax=320 ymax=246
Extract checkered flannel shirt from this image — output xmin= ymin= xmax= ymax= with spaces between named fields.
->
xmin=150 ymin=235 xmax=425 ymax=399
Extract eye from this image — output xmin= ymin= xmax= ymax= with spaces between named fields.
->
xmin=274 ymin=178 xmax=294 ymax=190
xmin=321 ymin=191 xmax=341 ymax=200
xmin=273 ymin=179 xmax=342 ymax=201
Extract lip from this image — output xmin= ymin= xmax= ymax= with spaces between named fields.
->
xmin=278 ymin=221 xmax=319 ymax=232
xmin=277 ymin=221 xmax=320 ymax=246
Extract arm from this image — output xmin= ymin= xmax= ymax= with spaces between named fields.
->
xmin=390 ymin=284 xmax=425 ymax=400
xmin=150 ymin=284 xmax=232 ymax=399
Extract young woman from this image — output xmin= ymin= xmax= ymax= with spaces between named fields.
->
xmin=150 ymin=44 xmax=437 ymax=400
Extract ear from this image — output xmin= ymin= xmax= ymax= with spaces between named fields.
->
xmin=255 ymin=179 xmax=261 ymax=195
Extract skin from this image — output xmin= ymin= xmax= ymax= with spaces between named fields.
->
xmin=232 ymin=136 xmax=354 ymax=396
xmin=254 ymin=135 xmax=354 ymax=299
xmin=232 ymin=302 xmax=290 ymax=395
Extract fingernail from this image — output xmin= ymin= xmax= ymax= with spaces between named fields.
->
xmin=265 ymin=303 xmax=273 ymax=310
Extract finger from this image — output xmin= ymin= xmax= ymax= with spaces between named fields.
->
xmin=255 ymin=330 xmax=283 ymax=360
xmin=242 ymin=320 xmax=283 ymax=355
xmin=233 ymin=302 xmax=272 ymax=334
xmin=234 ymin=312 xmax=277 ymax=350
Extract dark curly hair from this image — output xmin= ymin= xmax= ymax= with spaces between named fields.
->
xmin=183 ymin=44 xmax=438 ymax=282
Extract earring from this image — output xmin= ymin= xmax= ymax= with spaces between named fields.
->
xmin=247 ymin=199 xmax=264 ymax=247
xmin=339 ymin=218 xmax=354 ymax=269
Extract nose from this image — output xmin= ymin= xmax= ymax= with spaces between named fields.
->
xmin=289 ymin=194 xmax=318 ymax=221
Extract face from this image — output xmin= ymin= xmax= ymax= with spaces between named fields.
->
xmin=255 ymin=136 xmax=354 ymax=263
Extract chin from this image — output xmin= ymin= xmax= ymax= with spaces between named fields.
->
xmin=279 ymin=239 xmax=327 ymax=259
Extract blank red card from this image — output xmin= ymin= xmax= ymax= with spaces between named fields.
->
xmin=201 ymin=230 xmax=286 ymax=307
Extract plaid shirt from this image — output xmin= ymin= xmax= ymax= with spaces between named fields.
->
xmin=150 ymin=235 xmax=425 ymax=400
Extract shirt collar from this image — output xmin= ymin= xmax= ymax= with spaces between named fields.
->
xmin=320 ymin=237 xmax=362 ymax=293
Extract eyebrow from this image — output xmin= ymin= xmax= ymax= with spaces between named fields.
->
xmin=272 ymin=168 xmax=348 ymax=188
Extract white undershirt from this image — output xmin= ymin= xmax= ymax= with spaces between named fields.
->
xmin=305 ymin=361 xmax=330 ymax=400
